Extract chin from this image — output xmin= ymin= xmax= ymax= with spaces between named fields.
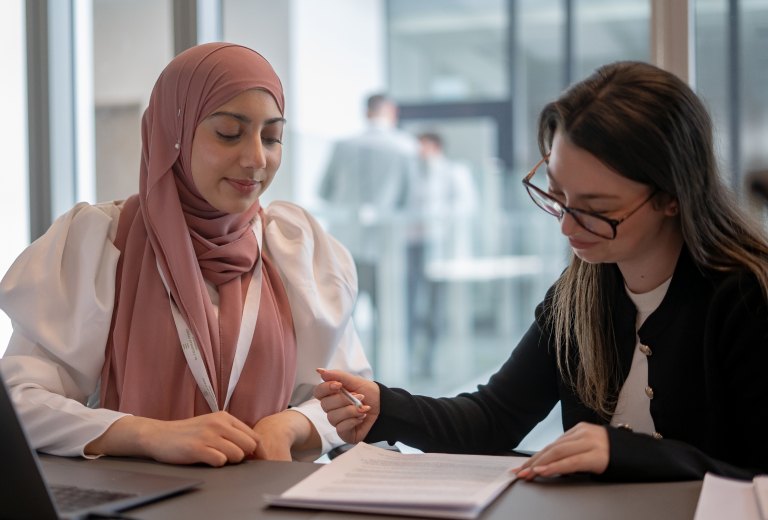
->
xmin=209 ymin=195 xmax=258 ymax=214
xmin=572 ymin=246 xmax=611 ymax=264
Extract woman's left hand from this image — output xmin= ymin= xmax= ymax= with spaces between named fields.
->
xmin=252 ymin=410 xmax=320 ymax=461
xmin=511 ymin=422 xmax=610 ymax=480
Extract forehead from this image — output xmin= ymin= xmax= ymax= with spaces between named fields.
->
xmin=209 ymin=88 xmax=283 ymax=121
xmin=547 ymin=130 xmax=646 ymax=198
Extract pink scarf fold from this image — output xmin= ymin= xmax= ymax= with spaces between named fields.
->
xmin=101 ymin=43 xmax=297 ymax=425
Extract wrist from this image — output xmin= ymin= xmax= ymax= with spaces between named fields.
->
xmin=284 ymin=410 xmax=316 ymax=449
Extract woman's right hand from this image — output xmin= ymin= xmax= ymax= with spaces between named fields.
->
xmin=85 ymin=411 xmax=267 ymax=466
xmin=313 ymin=368 xmax=379 ymax=444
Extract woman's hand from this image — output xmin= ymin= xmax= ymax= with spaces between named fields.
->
xmin=313 ymin=368 xmax=378 ymax=444
xmin=252 ymin=410 xmax=320 ymax=461
xmin=511 ymin=422 xmax=610 ymax=480
xmin=85 ymin=412 xmax=266 ymax=467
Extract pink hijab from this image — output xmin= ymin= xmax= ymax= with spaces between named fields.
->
xmin=101 ymin=43 xmax=297 ymax=426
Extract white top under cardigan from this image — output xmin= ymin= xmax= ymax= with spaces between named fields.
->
xmin=610 ymin=276 xmax=672 ymax=434
xmin=0 ymin=200 xmax=372 ymax=461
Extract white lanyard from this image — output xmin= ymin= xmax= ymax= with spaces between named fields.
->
xmin=157 ymin=217 xmax=263 ymax=414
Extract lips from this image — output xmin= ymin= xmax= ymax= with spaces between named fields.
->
xmin=568 ymin=236 xmax=600 ymax=250
xmin=226 ymin=178 xmax=260 ymax=195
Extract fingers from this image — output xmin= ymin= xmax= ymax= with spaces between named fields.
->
xmin=252 ymin=437 xmax=269 ymax=460
xmin=326 ymin=404 xmax=366 ymax=427
xmin=206 ymin=437 xmax=248 ymax=465
xmin=335 ymin=415 xmax=366 ymax=440
xmin=199 ymin=446 xmax=229 ymax=467
xmin=313 ymin=380 xmax=340 ymax=400
xmin=319 ymin=391 xmax=366 ymax=413
xmin=526 ymin=453 xmax=592 ymax=478
xmin=524 ymin=439 xmax=583 ymax=470
xmin=513 ymin=423 xmax=610 ymax=480
xmin=316 ymin=368 xmax=358 ymax=388
xmin=227 ymin=414 xmax=261 ymax=443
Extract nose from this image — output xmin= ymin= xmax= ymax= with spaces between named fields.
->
xmin=241 ymin=135 xmax=267 ymax=172
xmin=559 ymin=211 xmax=581 ymax=237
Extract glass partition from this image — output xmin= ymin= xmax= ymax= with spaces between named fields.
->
xmin=93 ymin=0 xmax=174 ymax=203
xmin=573 ymin=0 xmax=650 ymax=82
xmin=0 ymin=0 xmax=30 ymax=356
xmin=388 ymin=0 xmax=509 ymax=103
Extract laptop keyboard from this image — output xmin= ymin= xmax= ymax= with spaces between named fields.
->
xmin=51 ymin=484 xmax=138 ymax=513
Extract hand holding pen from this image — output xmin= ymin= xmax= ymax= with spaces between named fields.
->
xmin=314 ymin=368 xmax=380 ymax=445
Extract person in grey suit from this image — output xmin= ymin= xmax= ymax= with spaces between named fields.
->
xmin=319 ymin=94 xmax=420 ymax=362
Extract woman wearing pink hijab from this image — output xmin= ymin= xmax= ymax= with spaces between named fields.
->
xmin=0 ymin=43 xmax=371 ymax=465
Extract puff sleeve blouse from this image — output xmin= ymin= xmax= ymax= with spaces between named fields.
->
xmin=0 ymin=200 xmax=372 ymax=460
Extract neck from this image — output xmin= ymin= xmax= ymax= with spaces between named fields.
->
xmin=369 ymin=116 xmax=394 ymax=129
xmin=617 ymin=223 xmax=684 ymax=294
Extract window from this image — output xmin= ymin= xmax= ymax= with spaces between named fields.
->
xmin=0 ymin=0 xmax=29 ymax=355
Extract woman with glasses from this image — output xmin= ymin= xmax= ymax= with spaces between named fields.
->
xmin=314 ymin=61 xmax=768 ymax=481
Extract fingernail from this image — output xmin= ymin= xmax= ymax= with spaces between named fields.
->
xmin=518 ymin=468 xmax=530 ymax=477
xmin=510 ymin=466 xmax=521 ymax=474
xmin=360 ymin=405 xmax=370 ymax=412
xmin=361 ymin=414 xmax=367 ymax=419
xmin=355 ymin=394 xmax=365 ymax=400
xmin=330 ymin=383 xmax=341 ymax=389
xmin=316 ymin=368 xmax=327 ymax=373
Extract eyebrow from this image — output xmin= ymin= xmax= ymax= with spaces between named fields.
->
xmin=207 ymin=111 xmax=287 ymax=126
xmin=545 ymin=167 xmax=621 ymax=200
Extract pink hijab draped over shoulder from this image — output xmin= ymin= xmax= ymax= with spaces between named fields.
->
xmin=101 ymin=43 xmax=297 ymax=426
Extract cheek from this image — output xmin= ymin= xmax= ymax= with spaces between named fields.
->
xmin=191 ymin=139 xmax=231 ymax=191
xmin=264 ymin=148 xmax=282 ymax=180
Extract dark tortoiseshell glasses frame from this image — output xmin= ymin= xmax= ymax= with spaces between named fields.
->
xmin=522 ymin=154 xmax=656 ymax=240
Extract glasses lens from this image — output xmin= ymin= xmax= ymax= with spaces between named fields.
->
xmin=571 ymin=212 xmax=615 ymax=239
xmin=526 ymin=185 xmax=562 ymax=217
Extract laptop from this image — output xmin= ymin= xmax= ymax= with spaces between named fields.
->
xmin=0 ymin=376 xmax=202 ymax=519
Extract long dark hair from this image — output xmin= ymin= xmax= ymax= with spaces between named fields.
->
xmin=539 ymin=61 xmax=768 ymax=418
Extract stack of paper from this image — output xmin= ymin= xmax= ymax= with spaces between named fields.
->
xmin=266 ymin=443 xmax=526 ymax=519
xmin=693 ymin=473 xmax=768 ymax=520
xmin=756 ymin=477 xmax=768 ymax=520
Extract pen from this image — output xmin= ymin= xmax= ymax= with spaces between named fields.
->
xmin=339 ymin=386 xmax=366 ymax=412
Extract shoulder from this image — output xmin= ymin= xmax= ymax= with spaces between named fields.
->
xmin=262 ymin=201 xmax=356 ymax=289
xmin=0 ymin=201 xmax=124 ymax=353
xmin=705 ymin=267 xmax=766 ymax=319
xmin=262 ymin=201 xmax=358 ymax=356
xmin=2 ymin=200 xmax=125 ymax=284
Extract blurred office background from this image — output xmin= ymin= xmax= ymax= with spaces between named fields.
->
xmin=1 ymin=0 xmax=767 ymax=451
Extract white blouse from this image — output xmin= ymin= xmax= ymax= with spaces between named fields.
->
xmin=0 ymin=200 xmax=372 ymax=460
xmin=610 ymin=276 xmax=672 ymax=435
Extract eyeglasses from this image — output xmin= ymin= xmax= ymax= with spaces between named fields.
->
xmin=522 ymin=154 xmax=656 ymax=240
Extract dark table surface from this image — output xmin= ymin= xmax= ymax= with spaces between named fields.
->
xmin=39 ymin=454 xmax=703 ymax=520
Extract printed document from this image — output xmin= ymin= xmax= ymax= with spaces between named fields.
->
xmin=693 ymin=473 xmax=761 ymax=520
xmin=265 ymin=443 xmax=526 ymax=519
xmin=756 ymin=476 xmax=768 ymax=520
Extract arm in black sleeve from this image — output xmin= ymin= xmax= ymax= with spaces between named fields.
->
xmin=365 ymin=300 xmax=562 ymax=454
xmin=600 ymin=274 xmax=768 ymax=482
xmin=598 ymin=427 xmax=762 ymax=482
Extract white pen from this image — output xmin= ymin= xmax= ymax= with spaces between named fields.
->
xmin=339 ymin=386 xmax=367 ymax=412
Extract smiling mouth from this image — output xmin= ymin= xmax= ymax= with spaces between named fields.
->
xmin=225 ymin=178 xmax=260 ymax=195
xmin=568 ymin=236 xmax=600 ymax=249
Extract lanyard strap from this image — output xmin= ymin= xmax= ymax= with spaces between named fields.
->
xmin=157 ymin=217 xmax=264 ymax=414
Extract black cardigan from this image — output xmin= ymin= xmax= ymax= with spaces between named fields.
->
xmin=366 ymin=247 xmax=768 ymax=481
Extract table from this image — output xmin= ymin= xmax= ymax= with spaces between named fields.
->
xmin=39 ymin=454 xmax=703 ymax=520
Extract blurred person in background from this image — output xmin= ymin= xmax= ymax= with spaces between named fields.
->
xmin=319 ymin=94 xmax=420 ymax=359
xmin=407 ymin=132 xmax=478 ymax=376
